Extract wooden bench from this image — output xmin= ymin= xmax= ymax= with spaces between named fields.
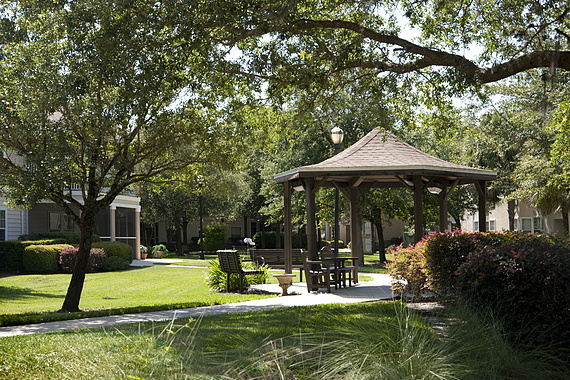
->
xmin=251 ymin=249 xmax=306 ymax=281
xmin=217 ymin=250 xmax=264 ymax=293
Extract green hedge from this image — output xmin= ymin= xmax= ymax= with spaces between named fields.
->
xmin=91 ymin=241 xmax=133 ymax=263
xmin=252 ymin=231 xmax=307 ymax=249
xmin=23 ymin=244 xmax=73 ymax=274
xmin=19 ymin=231 xmax=101 ymax=245
xmin=0 ymin=240 xmax=64 ymax=272
xmin=203 ymin=222 xmax=227 ymax=252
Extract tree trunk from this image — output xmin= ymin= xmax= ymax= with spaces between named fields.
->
xmin=507 ymin=199 xmax=516 ymax=230
xmin=176 ymin=220 xmax=182 ymax=255
xmin=261 ymin=219 xmax=266 ymax=248
xmin=356 ymin=206 xmax=364 ymax=266
xmin=374 ymin=221 xmax=386 ymax=264
xmin=59 ymin=211 xmax=97 ymax=312
xmin=182 ymin=217 xmax=189 ymax=245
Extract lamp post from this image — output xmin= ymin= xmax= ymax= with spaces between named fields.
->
xmin=330 ymin=126 xmax=344 ymax=257
xmin=198 ymin=177 xmax=205 ymax=260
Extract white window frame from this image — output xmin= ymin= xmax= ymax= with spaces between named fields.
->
xmin=49 ymin=212 xmax=74 ymax=232
xmin=0 ymin=207 xmax=6 ymax=241
xmin=533 ymin=216 xmax=543 ymax=232
xmin=515 ymin=217 xmax=533 ymax=232
xmin=473 ymin=219 xmax=495 ymax=232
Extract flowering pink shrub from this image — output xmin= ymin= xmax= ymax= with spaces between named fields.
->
xmin=59 ymin=247 xmax=107 ymax=273
xmin=456 ymin=239 xmax=570 ymax=348
xmin=418 ymin=230 xmax=570 ymax=349
xmin=386 ymin=240 xmax=428 ymax=299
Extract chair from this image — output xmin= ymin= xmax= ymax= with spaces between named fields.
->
xmin=217 ymin=250 xmax=264 ymax=293
xmin=304 ymin=259 xmax=332 ymax=293
xmin=319 ymin=247 xmax=344 ymax=289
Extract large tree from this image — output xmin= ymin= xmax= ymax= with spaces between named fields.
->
xmin=212 ymin=0 xmax=570 ymax=102
xmin=0 ymin=1 xmax=237 ymax=312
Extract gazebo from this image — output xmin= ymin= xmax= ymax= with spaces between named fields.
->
xmin=273 ymin=128 xmax=496 ymax=276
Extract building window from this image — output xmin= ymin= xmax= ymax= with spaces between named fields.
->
xmin=230 ymin=226 xmax=241 ymax=237
xmin=533 ymin=217 xmax=543 ymax=232
xmin=514 ymin=217 xmax=542 ymax=233
xmin=49 ymin=212 xmax=74 ymax=231
xmin=0 ymin=209 xmax=5 ymax=241
xmin=473 ymin=219 xmax=495 ymax=232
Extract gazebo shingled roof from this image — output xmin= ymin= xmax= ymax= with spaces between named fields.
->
xmin=273 ymin=128 xmax=496 ymax=288
xmin=275 ymin=129 xmax=496 ymax=186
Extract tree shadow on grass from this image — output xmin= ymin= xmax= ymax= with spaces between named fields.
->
xmin=0 ymin=286 xmax=63 ymax=301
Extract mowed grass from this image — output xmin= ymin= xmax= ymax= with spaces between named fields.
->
xmin=0 ymin=302 xmax=417 ymax=380
xmin=2 ymin=301 xmax=566 ymax=380
xmin=0 ymin=266 xmax=273 ymax=325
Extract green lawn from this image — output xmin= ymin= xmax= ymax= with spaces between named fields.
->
xmin=0 ymin=266 xmax=273 ymax=326
xmin=0 ymin=253 xmax=382 ymax=327
xmin=1 ymin=301 xmax=565 ymax=380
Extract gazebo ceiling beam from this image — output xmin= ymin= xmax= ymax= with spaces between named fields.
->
xmin=445 ymin=179 xmax=461 ymax=201
xmin=350 ymin=176 xmax=366 ymax=188
xmin=396 ymin=175 xmax=414 ymax=190
xmin=289 ymin=176 xmax=477 ymax=192
xmin=312 ymin=177 xmax=329 ymax=194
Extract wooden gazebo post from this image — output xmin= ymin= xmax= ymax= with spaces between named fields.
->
xmin=413 ymin=175 xmax=423 ymax=243
xmin=274 ymin=129 xmax=496 ymax=290
xmin=283 ymin=180 xmax=292 ymax=274
xmin=304 ymin=178 xmax=318 ymax=261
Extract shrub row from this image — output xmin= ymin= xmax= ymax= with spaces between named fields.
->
xmin=389 ymin=230 xmax=570 ymax=349
xmin=91 ymin=241 xmax=133 ymax=263
xmin=0 ymin=239 xmax=64 ymax=272
xmin=18 ymin=231 xmax=101 ymax=245
xmin=455 ymin=238 xmax=570 ymax=348
xmin=8 ymin=241 xmax=132 ymax=274
xmin=23 ymin=244 xmax=74 ymax=274
xmin=252 ymin=231 xmax=307 ymax=249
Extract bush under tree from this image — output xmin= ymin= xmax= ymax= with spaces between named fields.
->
xmin=203 ymin=222 xmax=227 ymax=252
xmin=59 ymin=247 xmax=108 ymax=273
xmin=392 ymin=230 xmax=570 ymax=351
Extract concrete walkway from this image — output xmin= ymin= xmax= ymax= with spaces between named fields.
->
xmin=0 ymin=264 xmax=395 ymax=338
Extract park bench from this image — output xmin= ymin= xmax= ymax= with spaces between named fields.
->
xmin=217 ymin=250 xmax=264 ymax=293
xmin=251 ymin=248 xmax=306 ymax=281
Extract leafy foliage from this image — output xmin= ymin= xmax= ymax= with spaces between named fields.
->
xmin=18 ymin=231 xmax=101 ymax=245
xmin=0 ymin=240 xmax=63 ymax=272
xmin=101 ymin=256 xmax=131 ymax=272
xmin=386 ymin=242 xmax=428 ymax=299
xmin=23 ymin=244 xmax=73 ymax=274
xmin=422 ymin=230 xmax=512 ymax=294
xmin=206 ymin=259 xmax=269 ymax=292
xmin=252 ymin=231 xmax=307 ymax=249
xmin=203 ymin=222 xmax=227 ymax=252
xmin=409 ymin=230 xmax=570 ymax=349
xmin=455 ymin=238 xmax=570 ymax=349
xmin=59 ymin=247 xmax=108 ymax=274
xmin=91 ymin=242 xmax=133 ymax=263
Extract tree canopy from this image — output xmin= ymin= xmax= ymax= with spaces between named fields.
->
xmin=0 ymin=0 xmax=240 ymax=312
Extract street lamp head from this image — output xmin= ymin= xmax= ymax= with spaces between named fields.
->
xmin=330 ymin=126 xmax=344 ymax=145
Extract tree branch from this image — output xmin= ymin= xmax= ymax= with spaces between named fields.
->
xmin=225 ymin=19 xmax=570 ymax=84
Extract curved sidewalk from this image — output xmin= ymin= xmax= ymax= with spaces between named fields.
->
xmin=0 ymin=273 xmax=394 ymax=338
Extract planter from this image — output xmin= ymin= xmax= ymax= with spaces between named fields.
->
xmin=273 ymin=274 xmax=296 ymax=296
xmin=157 ymin=251 xmax=164 ymax=258
xmin=141 ymin=253 xmax=147 ymax=260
